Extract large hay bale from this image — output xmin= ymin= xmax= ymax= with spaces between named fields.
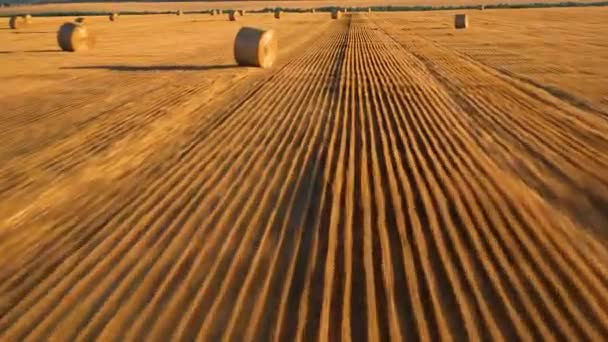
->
xmin=480 ymin=4 xmax=485 ymax=10
xmin=210 ymin=10 xmax=215 ymax=15
xmin=177 ymin=10 xmax=183 ymax=16
xmin=274 ymin=9 xmax=281 ymax=19
xmin=109 ymin=13 xmax=119 ymax=21
xmin=234 ymin=27 xmax=277 ymax=68
xmin=311 ymin=8 xmax=315 ymax=13
xmin=454 ymin=14 xmax=468 ymax=29
xmin=229 ymin=10 xmax=237 ymax=21
xmin=238 ymin=9 xmax=245 ymax=16
xmin=75 ymin=17 xmax=87 ymax=24
xmin=368 ymin=7 xmax=372 ymax=12
xmin=331 ymin=9 xmax=341 ymax=19
xmin=24 ymin=14 xmax=32 ymax=22
xmin=8 ymin=15 xmax=29 ymax=29
xmin=57 ymin=22 xmax=95 ymax=52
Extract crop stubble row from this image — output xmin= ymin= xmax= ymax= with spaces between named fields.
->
xmin=0 ymin=13 xmax=607 ymax=341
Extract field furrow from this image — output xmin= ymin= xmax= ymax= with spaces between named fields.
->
xmin=1 ymin=9 xmax=607 ymax=340
xmin=375 ymin=19 xmax=608 ymax=238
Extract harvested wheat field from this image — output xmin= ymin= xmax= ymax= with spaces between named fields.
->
xmin=1 ymin=6 xmax=608 ymax=340
xmin=1 ymin=0 xmax=602 ymax=15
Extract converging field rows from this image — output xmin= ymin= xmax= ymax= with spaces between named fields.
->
xmin=0 ymin=13 xmax=607 ymax=341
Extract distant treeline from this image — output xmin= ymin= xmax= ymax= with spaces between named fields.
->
xmin=2 ymin=1 xmax=608 ymax=16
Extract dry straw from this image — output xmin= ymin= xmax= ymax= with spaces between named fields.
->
xmin=177 ymin=10 xmax=183 ymax=16
xmin=454 ymin=14 xmax=468 ymax=29
xmin=234 ymin=27 xmax=277 ymax=68
xmin=109 ymin=13 xmax=119 ymax=21
xmin=57 ymin=22 xmax=96 ymax=52
xmin=8 ymin=15 xmax=30 ymax=29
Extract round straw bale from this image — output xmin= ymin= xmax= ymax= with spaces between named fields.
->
xmin=368 ymin=7 xmax=372 ymax=12
xmin=234 ymin=27 xmax=277 ymax=68
xmin=480 ymin=4 xmax=485 ymax=10
xmin=75 ymin=17 xmax=87 ymax=24
xmin=311 ymin=8 xmax=315 ymax=13
xmin=8 ymin=16 xmax=29 ymax=29
xmin=109 ymin=13 xmax=119 ymax=21
xmin=238 ymin=9 xmax=245 ymax=16
xmin=210 ymin=10 xmax=215 ymax=15
xmin=454 ymin=14 xmax=468 ymax=29
xmin=331 ymin=9 xmax=341 ymax=19
xmin=177 ymin=10 xmax=183 ymax=16
xmin=24 ymin=14 xmax=32 ymax=22
xmin=57 ymin=22 xmax=95 ymax=52
xmin=229 ymin=10 xmax=237 ymax=21
xmin=274 ymin=9 xmax=281 ymax=19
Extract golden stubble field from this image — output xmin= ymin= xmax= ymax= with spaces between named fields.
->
xmin=0 ymin=0 xmax=601 ymax=15
xmin=1 ymin=6 xmax=608 ymax=341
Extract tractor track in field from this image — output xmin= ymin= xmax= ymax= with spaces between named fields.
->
xmin=0 ymin=13 xmax=607 ymax=341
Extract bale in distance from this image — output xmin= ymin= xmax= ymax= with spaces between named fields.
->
xmin=234 ymin=26 xmax=277 ymax=68
xmin=109 ymin=13 xmax=119 ymax=21
xmin=274 ymin=9 xmax=281 ymax=19
xmin=8 ymin=15 xmax=29 ymax=29
xmin=57 ymin=22 xmax=96 ymax=52
xmin=229 ymin=10 xmax=237 ymax=21
xmin=368 ymin=7 xmax=372 ymax=12
xmin=311 ymin=8 xmax=315 ymax=13
xmin=210 ymin=10 xmax=215 ymax=15
xmin=331 ymin=9 xmax=341 ymax=19
xmin=238 ymin=9 xmax=245 ymax=16
xmin=480 ymin=4 xmax=485 ymax=10
xmin=454 ymin=14 xmax=468 ymax=29
xmin=177 ymin=10 xmax=183 ymax=16
xmin=24 ymin=14 xmax=32 ymax=22
xmin=75 ymin=17 xmax=87 ymax=24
